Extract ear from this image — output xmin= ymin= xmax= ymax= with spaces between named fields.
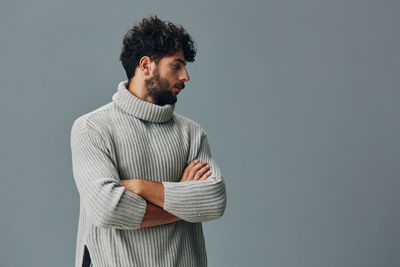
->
xmin=139 ymin=56 xmax=155 ymax=77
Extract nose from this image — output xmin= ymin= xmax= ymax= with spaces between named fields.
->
xmin=180 ymin=67 xmax=190 ymax=82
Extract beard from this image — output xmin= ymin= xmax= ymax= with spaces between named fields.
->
xmin=144 ymin=66 xmax=176 ymax=106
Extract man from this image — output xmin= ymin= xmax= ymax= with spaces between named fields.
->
xmin=70 ymin=15 xmax=227 ymax=267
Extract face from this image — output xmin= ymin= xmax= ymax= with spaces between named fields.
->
xmin=144 ymin=50 xmax=190 ymax=106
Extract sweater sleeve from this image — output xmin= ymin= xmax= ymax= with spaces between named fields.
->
xmin=162 ymin=133 xmax=227 ymax=223
xmin=70 ymin=120 xmax=147 ymax=229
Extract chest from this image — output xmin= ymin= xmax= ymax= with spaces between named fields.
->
xmin=108 ymin=117 xmax=191 ymax=182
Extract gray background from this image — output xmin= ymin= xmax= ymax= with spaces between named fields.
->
xmin=1 ymin=0 xmax=399 ymax=266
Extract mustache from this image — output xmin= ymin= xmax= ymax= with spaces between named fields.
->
xmin=175 ymin=83 xmax=185 ymax=89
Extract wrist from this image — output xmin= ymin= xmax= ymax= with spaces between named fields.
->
xmin=133 ymin=179 xmax=143 ymax=195
xmin=124 ymin=179 xmax=142 ymax=195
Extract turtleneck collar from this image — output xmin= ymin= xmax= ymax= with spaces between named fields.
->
xmin=112 ymin=80 xmax=175 ymax=123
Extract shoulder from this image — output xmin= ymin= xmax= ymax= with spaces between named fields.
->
xmin=71 ymin=102 xmax=114 ymax=137
xmin=173 ymin=112 xmax=207 ymax=136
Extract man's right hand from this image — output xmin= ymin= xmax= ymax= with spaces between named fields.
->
xmin=180 ymin=160 xmax=211 ymax=182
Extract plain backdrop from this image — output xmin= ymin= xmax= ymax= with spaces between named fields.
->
xmin=1 ymin=0 xmax=399 ymax=266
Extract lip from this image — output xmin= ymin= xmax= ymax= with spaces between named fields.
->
xmin=174 ymin=86 xmax=182 ymax=94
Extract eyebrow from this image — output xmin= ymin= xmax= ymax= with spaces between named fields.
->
xmin=173 ymin=58 xmax=187 ymax=66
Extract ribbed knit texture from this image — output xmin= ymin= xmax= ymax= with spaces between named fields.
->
xmin=70 ymin=81 xmax=227 ymax=267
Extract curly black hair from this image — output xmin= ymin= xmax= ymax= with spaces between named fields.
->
xmin=120 ymin=15 xmax=197 ymax=86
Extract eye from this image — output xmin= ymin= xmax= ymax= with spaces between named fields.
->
xmin=172 ymin=64 xmax=180 ymax=70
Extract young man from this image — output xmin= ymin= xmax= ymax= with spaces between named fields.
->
xmin=70 ymin=15 xmax=227 ymax=267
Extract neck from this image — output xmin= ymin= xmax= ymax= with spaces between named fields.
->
xmin=128 ymin=77 xmax=156 ymax=104
xmin=112 ymin=80 xmax=175 ymax=123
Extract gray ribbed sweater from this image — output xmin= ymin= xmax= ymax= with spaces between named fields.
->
xmin=70 ymin=81 xmax=227 ymax=267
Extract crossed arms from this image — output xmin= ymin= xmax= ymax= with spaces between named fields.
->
xmin=120 ymin=160 xmax=212 ymax=228
xmin=70 ymin=121 xmax=226 ymax=230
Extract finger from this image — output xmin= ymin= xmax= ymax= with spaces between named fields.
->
xmin=187 ymin=162 xmax=208 ymax=180
xmin=199 ymin=171 xmax=212 ymax=181
xmin=182 ymin=160 xmax=199 ymax=179
xmin=193 ymin=164 xmax=211 ymax=180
